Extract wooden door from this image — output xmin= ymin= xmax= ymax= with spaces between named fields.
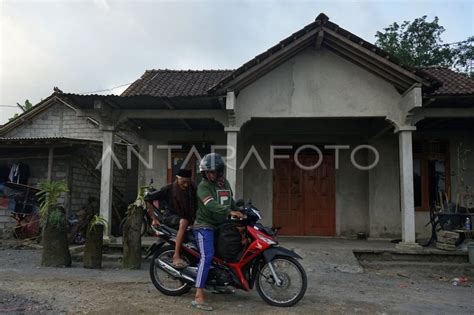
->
xmin=273 ymin=155 xmax=335 ymax=236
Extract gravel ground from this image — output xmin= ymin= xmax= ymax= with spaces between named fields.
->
xmin=0 ymin=244 xmax=473 ymax=314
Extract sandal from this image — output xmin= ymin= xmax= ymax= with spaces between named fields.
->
xmin=172 ymin=260 xmax=188 ymax=269
xmin=191 ymin=300 xmax=213 ymax=311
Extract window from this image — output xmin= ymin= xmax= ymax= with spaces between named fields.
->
xmin=167 ymin=154 xmax=202 ymax=185
xmin=413 ymin=141 xmax=450 ymax=211
xmin=166 ymin=143 xmax=212 ymax=185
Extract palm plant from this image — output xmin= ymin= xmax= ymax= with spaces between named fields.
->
xmin=36 ymin=180 xmax=71 ymax=267
xmin=36 ymin=180 xmax=69 ymax=226
xmin=84 ymin=215 xmax=108 ymax=269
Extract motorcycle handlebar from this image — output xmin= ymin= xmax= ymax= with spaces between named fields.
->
xmin=230 ymin=214 xmax=247 ymax=221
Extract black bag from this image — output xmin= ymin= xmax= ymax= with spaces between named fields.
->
xmin=216 ymin=222 xmax=243 ymax=262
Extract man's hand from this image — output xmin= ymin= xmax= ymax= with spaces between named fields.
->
xmin=230 ymin=211 xmax=244 ymax=219
xmin=151 ymin=218 xmax=160 ymax=227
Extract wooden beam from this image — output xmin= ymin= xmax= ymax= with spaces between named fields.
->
xmin=163 ymin=98 xmax=192 ymax=130
xmin=118 ymin=109 xmax=228 ymax=126
xmin=370 ymin=124 xmax=394 ymax=140
xmin=47 ymin=147 xmax=54 ymax=182
xmin=314 ymin=29 xmax=324 ymax=50
xmin=323 ymin=28 xmax=430 ymax=86
xmin=412 ymin=107 xmax=474 ymax=124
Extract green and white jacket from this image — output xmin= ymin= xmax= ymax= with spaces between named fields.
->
xmin=194 ymin=178 xmax=238 ymax=230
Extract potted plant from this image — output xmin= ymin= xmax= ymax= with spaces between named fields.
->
xmin=83 ymin=215 xmax=108 ymax=269
xmin=36 ymin=181 xmax=71 ymax=267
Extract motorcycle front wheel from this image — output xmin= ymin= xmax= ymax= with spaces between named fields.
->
xmin=149 ymin=245 xmax=193 ymax=296
xmin=256 ymin=256 xmax=307 ymax=307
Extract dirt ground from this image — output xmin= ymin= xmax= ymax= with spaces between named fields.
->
xmin=0 ymin=244 xmax=473 ymax=314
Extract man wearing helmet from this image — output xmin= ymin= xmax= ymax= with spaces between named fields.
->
xmin=192 ymin=153 xmax=244 ymax=311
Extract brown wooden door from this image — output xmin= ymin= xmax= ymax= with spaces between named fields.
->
xmin=273 ymin=155 xmax=335 ymax=236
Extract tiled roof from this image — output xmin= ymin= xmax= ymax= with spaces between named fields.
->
xmin=120 ymin=14 xmax=473 ymax=99
xmin=121 ymin=69 xmax=233 ymax=97
xmin=208 ymin=13 xmax=435 ymax=93
xmin=419 ymin=67 xmax=474 ymax=96
xmin=119 ymin=66 xmax=473 ymax=100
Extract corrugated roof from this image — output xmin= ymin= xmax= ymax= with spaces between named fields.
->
xmin=121 ymin=69 xmax=232 ymax=97
xmin=0 ymin=137 xmax=101 ymax=146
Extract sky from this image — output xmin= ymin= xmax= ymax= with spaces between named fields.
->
xmin=0 ymin=0 xmax=473 ymax=124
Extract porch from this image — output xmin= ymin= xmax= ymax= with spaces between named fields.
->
xmin=52 ymin=88 xmax=474 ymax=250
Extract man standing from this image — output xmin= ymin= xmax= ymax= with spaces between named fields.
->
xmin=144 ymin=169 xmax=197 ymax=268
xmin=192 ymin=153 xmax=243 ymax=311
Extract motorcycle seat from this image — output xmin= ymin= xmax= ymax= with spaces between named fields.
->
xmin=160 ymin=225 xmax=177 ymax=235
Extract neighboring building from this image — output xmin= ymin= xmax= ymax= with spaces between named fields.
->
xmin=1 ymin=14 xmax=473 ymax=247
xmin=0 ymin=97 xmax=139 ymax=234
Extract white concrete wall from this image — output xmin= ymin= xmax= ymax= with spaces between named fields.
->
xmin=235 ymin=47 xmax=403 ymax=127
xmin=137 ymin=130 xmax=227 ymax=189
xmin=240 ymin=119 xmax=371 ymax=236
xmin=368 ymin=135 xmax=402 ymax=238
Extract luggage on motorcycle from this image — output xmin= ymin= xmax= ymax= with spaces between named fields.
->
xmin=216 ymin=222 xmax=243 ymax=262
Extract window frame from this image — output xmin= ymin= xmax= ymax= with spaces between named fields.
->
xmin=167 ymin=152 xmax=200 ymax=184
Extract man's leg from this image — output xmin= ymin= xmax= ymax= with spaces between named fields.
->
xmin=194 ymin=228 xmax=214 ymax=306
xmin=173 ymin=218 xmax=189 ymax=265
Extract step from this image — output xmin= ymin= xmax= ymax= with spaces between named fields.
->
xmin=354 ymin=248 xmax=468 ymax=263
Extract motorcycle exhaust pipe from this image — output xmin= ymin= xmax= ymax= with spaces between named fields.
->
xmin=156 ymin=259 xmax=195 ymax=284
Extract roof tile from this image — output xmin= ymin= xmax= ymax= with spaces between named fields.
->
xmin=121 ymin=69 xmax=232 ymax=97
xmin=420 ymin=67 xmax=474 ymax=96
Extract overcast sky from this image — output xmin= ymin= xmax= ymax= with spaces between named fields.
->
xmin=1 ymin=0 xmax=473 ymax=124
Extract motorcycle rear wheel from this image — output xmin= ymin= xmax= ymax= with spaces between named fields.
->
xmin=149 ymin=245 xmax=193 ymax=296
xmin=256 ymin=256 xmax=307 ymax=307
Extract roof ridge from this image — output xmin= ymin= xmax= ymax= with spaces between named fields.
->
xmin=144 ymin=69 xmax=234 ymax=73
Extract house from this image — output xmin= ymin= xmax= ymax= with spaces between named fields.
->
xmin=1 ymin=13 xmax=473 ymax=248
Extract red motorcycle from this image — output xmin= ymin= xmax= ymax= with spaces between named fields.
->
xmin=146 ymin=200 xmax=307 ymax=307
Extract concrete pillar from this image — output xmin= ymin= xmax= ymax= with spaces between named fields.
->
xmin=225 ymin=127 xmax=239 ymax=195
xmin=396 ymin=127 xmax=421 ymax=250
xmin=235 ymin=133 xmax=244 ymax=198
xmin=100 ymin=127 xmax=115 ymax=238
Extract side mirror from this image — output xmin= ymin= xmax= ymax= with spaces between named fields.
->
xmin=235 ymin=199 xmax=245 ymax=208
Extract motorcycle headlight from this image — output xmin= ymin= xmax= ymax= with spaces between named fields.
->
xmin=257 ymin=233 xmax=277 ymax=245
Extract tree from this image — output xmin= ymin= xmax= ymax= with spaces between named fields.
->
xmin=9 ymin=99 xmax=34 ymax=121
xmin=375 ymin=16 xmax=473 ymax=75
